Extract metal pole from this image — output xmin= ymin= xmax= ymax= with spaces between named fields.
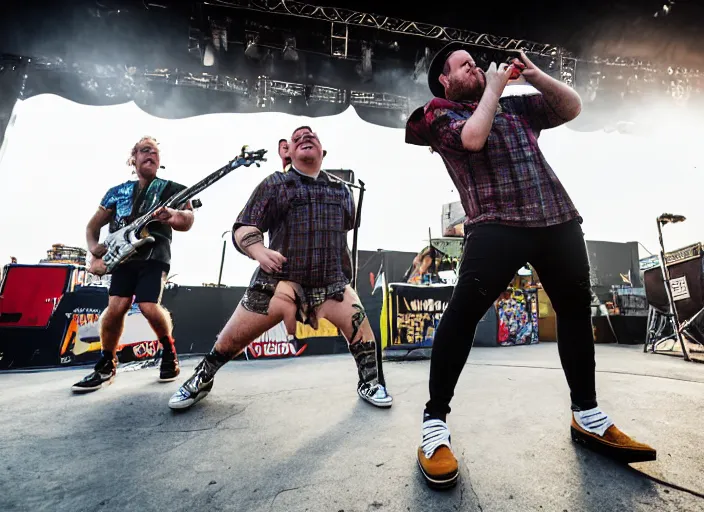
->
xmin=657 ymin=219 xmax=691 ymax=361
xmin=218 ymin=230 xmax=229 ymax=287
xmin=351 ymin=179 xmax=365 ymax=291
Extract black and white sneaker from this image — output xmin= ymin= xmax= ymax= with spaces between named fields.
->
xmin=71 ymin=354 xmax=117 ymax=393
xmin=168 ymin=357 xmax=216 ymax=410
xmin=159 ymin=347 xmax=180 ymax=382
xmin=358 ymin=381 xmax=393 ymax=408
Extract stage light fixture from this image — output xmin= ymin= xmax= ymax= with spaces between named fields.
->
xmin=283 ymin=37 xmax=299 ymax=62
xmin=244 ymin=33 xmax=261 ymax=60
xmin=203 ymin=43 xmax=215 ymax=66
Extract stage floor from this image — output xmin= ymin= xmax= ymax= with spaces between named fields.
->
xmin=1 ymin=344 xmax=702 ymax=512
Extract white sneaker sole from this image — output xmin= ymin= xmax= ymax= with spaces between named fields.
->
xmin=358 ymin=392 xmax=393 ymax=408
xmin=168 ymin=390 xmax=209 ymax=410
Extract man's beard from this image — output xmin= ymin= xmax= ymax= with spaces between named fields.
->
xmin=446 ymin=75 xmax=483 ymax=102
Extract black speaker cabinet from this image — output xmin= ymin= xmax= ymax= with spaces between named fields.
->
xmin=643 ymin=243 xmax=704 ymax=320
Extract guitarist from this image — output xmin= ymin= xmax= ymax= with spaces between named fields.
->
xmin=72 ymin=136 xmax=194 ymax=393
xmin=168 ymin=126 xmax=392 ymax=410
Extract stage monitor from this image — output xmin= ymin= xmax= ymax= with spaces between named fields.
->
xmin=643 ymin=242 xmax=704 ymax=320
xmin=324 ymin=169 xmax=354 ymax=184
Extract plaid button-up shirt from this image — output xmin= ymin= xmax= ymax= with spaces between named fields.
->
xmin=405 ymin=93 xmax=581 ymax=229
xmin=233 ymin=168 xmax=355 ymax=288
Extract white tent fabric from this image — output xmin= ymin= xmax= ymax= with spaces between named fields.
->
xmin=0 ymin=91 xmax=699 ymax=286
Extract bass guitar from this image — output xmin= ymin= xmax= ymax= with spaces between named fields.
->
xmin=97 ymin=145 xmax=267 ymax=274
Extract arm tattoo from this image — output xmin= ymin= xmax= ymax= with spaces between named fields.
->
xmin=240 ymin=231 xmax=264 ymax=248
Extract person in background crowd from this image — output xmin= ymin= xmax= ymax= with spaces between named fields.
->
xmin=278 ymin=138 xmax=292 ymax=172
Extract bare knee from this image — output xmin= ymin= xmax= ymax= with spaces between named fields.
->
xmin=138 ymin=302 xmax=161 ymax=320
xmin=268 ymin=296 xmax=297 ymax=335
xmin=102 ymin=299 xmax=131 ymax=327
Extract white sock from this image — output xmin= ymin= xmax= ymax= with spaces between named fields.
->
xmin=573 ymin=407 xmax=614 ymax=436
xmin=421 ymin=419 xmax=452 ymax=459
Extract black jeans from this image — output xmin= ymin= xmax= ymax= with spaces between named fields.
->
xmin=425 ymin=219 xmax=598 ymax=420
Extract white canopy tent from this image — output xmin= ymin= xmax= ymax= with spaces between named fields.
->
xmin=0 ymin=86 xmax=699 ymax=286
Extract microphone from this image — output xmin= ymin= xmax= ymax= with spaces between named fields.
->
xmin=504 ymin=53 xmax=526 ymax=80
xmin=658 ymin=213 xmax=686 ymax=225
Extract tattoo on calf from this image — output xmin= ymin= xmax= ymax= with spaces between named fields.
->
xmin=349 ymin=303 xmax=366 ymax=343
xmin=348 ymin=304 xmax=377 ymax=384
xmin=240 ymin=231 xmax=264 ymax=251
xmin=349 ymin=339 xmax=378 ymax=385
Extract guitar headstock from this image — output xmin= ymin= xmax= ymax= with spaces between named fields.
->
xmin=234 ymin=145 xmax=267 ymax=168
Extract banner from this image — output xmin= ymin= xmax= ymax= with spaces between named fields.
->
xmin=496 ymin=288 xmax=539 ymax=346
xmin=247 ymin=317 xmax=340 ymax=359
xmin=389 ymin=283 xmax=455 ymax=348
xmin=59 ymin=301 xmax=159 ymax=364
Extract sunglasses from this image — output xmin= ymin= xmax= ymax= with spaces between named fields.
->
xmin=291 ymin=132 xmax=319 ymax=144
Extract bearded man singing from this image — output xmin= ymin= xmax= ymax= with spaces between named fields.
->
xmin=405 ymin=43 xmax=656 ymax=489
xmin=168 ymin=126 xmax=392 ymax=410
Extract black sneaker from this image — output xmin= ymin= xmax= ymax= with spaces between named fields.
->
xmin=159 ymin=346 xmax=180 ymax=382
xmin=168 ymin=357 xmax=217 ymax=410
xmin=71 ymin=354 xmax=117 ymax=393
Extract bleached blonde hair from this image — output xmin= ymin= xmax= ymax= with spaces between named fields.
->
xmin=127 ymin=136 xmax=159 ymax=167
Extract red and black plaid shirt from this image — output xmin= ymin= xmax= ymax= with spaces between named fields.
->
xmin=233 ymin=168 xmax=355 ymax=288
xmin=405 ymin=93 xmax=581 ymax=229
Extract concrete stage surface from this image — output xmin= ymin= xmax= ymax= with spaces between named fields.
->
xmin=1 ymin=344 xmax=702 ymax=512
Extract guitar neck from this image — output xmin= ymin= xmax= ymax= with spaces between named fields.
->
xmin=128 ymin=150 xmax=265 ymax=232
xmin=164 ymin=161 xmax=235 ymax=209
xmin=131 ymin=158 xmax=243 ymax=230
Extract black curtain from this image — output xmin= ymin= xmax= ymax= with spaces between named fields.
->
xmin=0 ymin=56 xmax=27 ymax=151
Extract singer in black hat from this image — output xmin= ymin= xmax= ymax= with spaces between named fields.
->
xmin=405 ymin=42 xmax=657 ymax=490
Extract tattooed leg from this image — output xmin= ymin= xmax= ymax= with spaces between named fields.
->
xmin=318 ymin=289 xmax=391 ymax=407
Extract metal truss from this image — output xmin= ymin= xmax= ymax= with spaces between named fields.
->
xmin=204 ymin=0 xmax=563 ymax=59
xmin=23 ymin=56 xmax=410 ymax=111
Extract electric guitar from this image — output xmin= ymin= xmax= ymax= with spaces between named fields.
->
xmin=98 ymin=145 xmax=267 ymax=274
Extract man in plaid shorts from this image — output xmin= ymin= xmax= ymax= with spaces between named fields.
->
xmin=405 ymin=43 xmax=656 ymax=489
xmin=169 ymin=126 xmax=392 ymax=410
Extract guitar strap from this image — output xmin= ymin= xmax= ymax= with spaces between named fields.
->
xmin=130 ymin=178 xmax=169 ymax=222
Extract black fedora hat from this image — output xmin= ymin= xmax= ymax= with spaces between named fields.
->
xmin=427 ymin=41 xmax=476 ymax=98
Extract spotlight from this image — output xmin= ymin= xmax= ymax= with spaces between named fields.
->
xmin=283 ymin=37 xmax=298 ymax=62
xmin=356 ymin=42 xmax=373 ymax=80
xmin=203 ymin=43 xmax=215 ymax=66
xmin=245 ymin=33 xmax=261 ymax=60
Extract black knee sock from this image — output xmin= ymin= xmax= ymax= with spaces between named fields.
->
xmin=203 ymin=347 xmax=230 ymax=374
xmin=349 ymin=340 xmax=378 ymax=385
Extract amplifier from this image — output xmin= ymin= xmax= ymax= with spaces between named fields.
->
xmin=324 ymin=169 xmax=355 ymax=184
xmin=643 ymin=242 xmax=704 ymax=320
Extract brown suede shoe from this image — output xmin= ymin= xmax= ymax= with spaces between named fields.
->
xmin=417 ymin=445 xmax=459 ymax=490
xmin=571 ymin=418 xmax=656 ymax=463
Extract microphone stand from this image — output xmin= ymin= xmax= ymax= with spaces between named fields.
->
xmin=329 ymin=174 xmax=384 ymax=383
xmin=326 ymin=172 xmax=365 ymax=288
xmin=656 ymin=215 xmax=691 ymax=361
xmin=351 ymin=179 xmax=365 ymax=291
